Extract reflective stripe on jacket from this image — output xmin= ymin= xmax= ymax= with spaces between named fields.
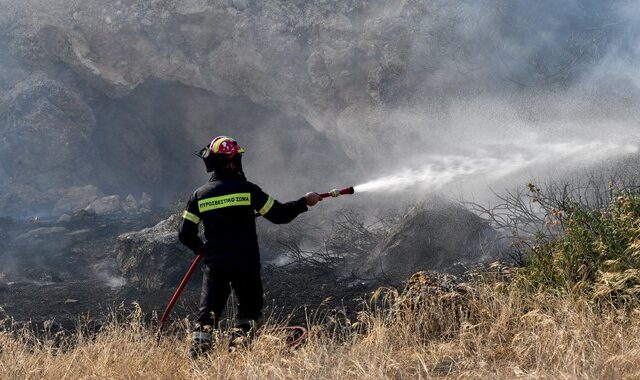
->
xmin=178 ymin=170 xmax=308 ymax=270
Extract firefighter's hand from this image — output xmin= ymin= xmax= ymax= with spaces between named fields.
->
xmin=305 ymin=192 xmax=322 ymax=207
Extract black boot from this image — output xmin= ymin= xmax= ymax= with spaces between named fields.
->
xmin=229 ymin=318 xmax=257 ymax=350
xmin=190 ymin=326 xmax=214 ymax=358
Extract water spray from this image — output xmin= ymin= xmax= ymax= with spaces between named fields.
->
xmin=351 ymin=139 xmax=639 ymax=195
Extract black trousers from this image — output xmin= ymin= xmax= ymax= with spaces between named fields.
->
xmin=196 ymin=263 xmax=263 ymax=329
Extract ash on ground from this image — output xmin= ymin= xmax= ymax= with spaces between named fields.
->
xmin=0 ymin=199 xmax=501 ymax=333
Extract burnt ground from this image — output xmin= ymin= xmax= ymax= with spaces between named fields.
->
xmin=0 ymin=212 xmax=397 ymax=335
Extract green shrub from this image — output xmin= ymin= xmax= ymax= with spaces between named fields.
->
xmin=518 ymin=192 xmax=640 ymax=306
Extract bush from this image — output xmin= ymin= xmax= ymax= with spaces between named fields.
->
xmin=276 ymin=208 xmax=398 ymax=271
xmin=519 ymin=192 xmax=640 ymax=306
xmin=468 ymin=158 xmax=640 ymax=264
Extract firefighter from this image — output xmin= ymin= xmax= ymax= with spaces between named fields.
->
xmin=178 ymin=136 xmax=321 ymax=355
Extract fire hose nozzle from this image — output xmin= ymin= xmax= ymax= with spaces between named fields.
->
xmin=319 ymin=186 xmax=355 ymax=199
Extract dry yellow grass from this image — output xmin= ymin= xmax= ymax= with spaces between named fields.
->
xmin=2 ymin=284 xmax=640 ymax=380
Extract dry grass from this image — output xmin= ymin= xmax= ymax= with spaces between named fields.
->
xmin=2 ymin=283 xmax=640 ymax=380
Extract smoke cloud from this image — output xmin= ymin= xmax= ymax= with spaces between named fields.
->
xmin=0 ymin=0 xmax=639 ymax=211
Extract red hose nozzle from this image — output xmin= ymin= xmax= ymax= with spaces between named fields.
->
xmin=319 ymin=186 xmax=355 ymax=198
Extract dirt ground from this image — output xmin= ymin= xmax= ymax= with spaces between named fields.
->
xmin=0 ymin=213 xmax=396 ymax=334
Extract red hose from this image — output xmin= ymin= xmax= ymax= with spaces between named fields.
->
xmin=157 ymin=254 xmax=204 ymax=340
xmin=279 ymin=326 xmax=308 ymax=349
xmin=255 ymin=326 xmax=308 ymax=349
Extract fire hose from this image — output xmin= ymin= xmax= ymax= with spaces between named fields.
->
xmin=156 ymin=186 xmax=355 ymax=342
xmin=157 ymin=254 xmax=203 ymax=341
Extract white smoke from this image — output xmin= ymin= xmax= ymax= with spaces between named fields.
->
xmin=92 ymin=261 xmax=127 ymax=289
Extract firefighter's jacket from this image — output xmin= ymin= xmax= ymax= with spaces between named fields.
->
xmin=178 ymin=170 xmax=308 ymax=271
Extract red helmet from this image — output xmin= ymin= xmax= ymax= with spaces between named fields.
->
xmin=209 ymin=136 xmax=245 ymax=157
